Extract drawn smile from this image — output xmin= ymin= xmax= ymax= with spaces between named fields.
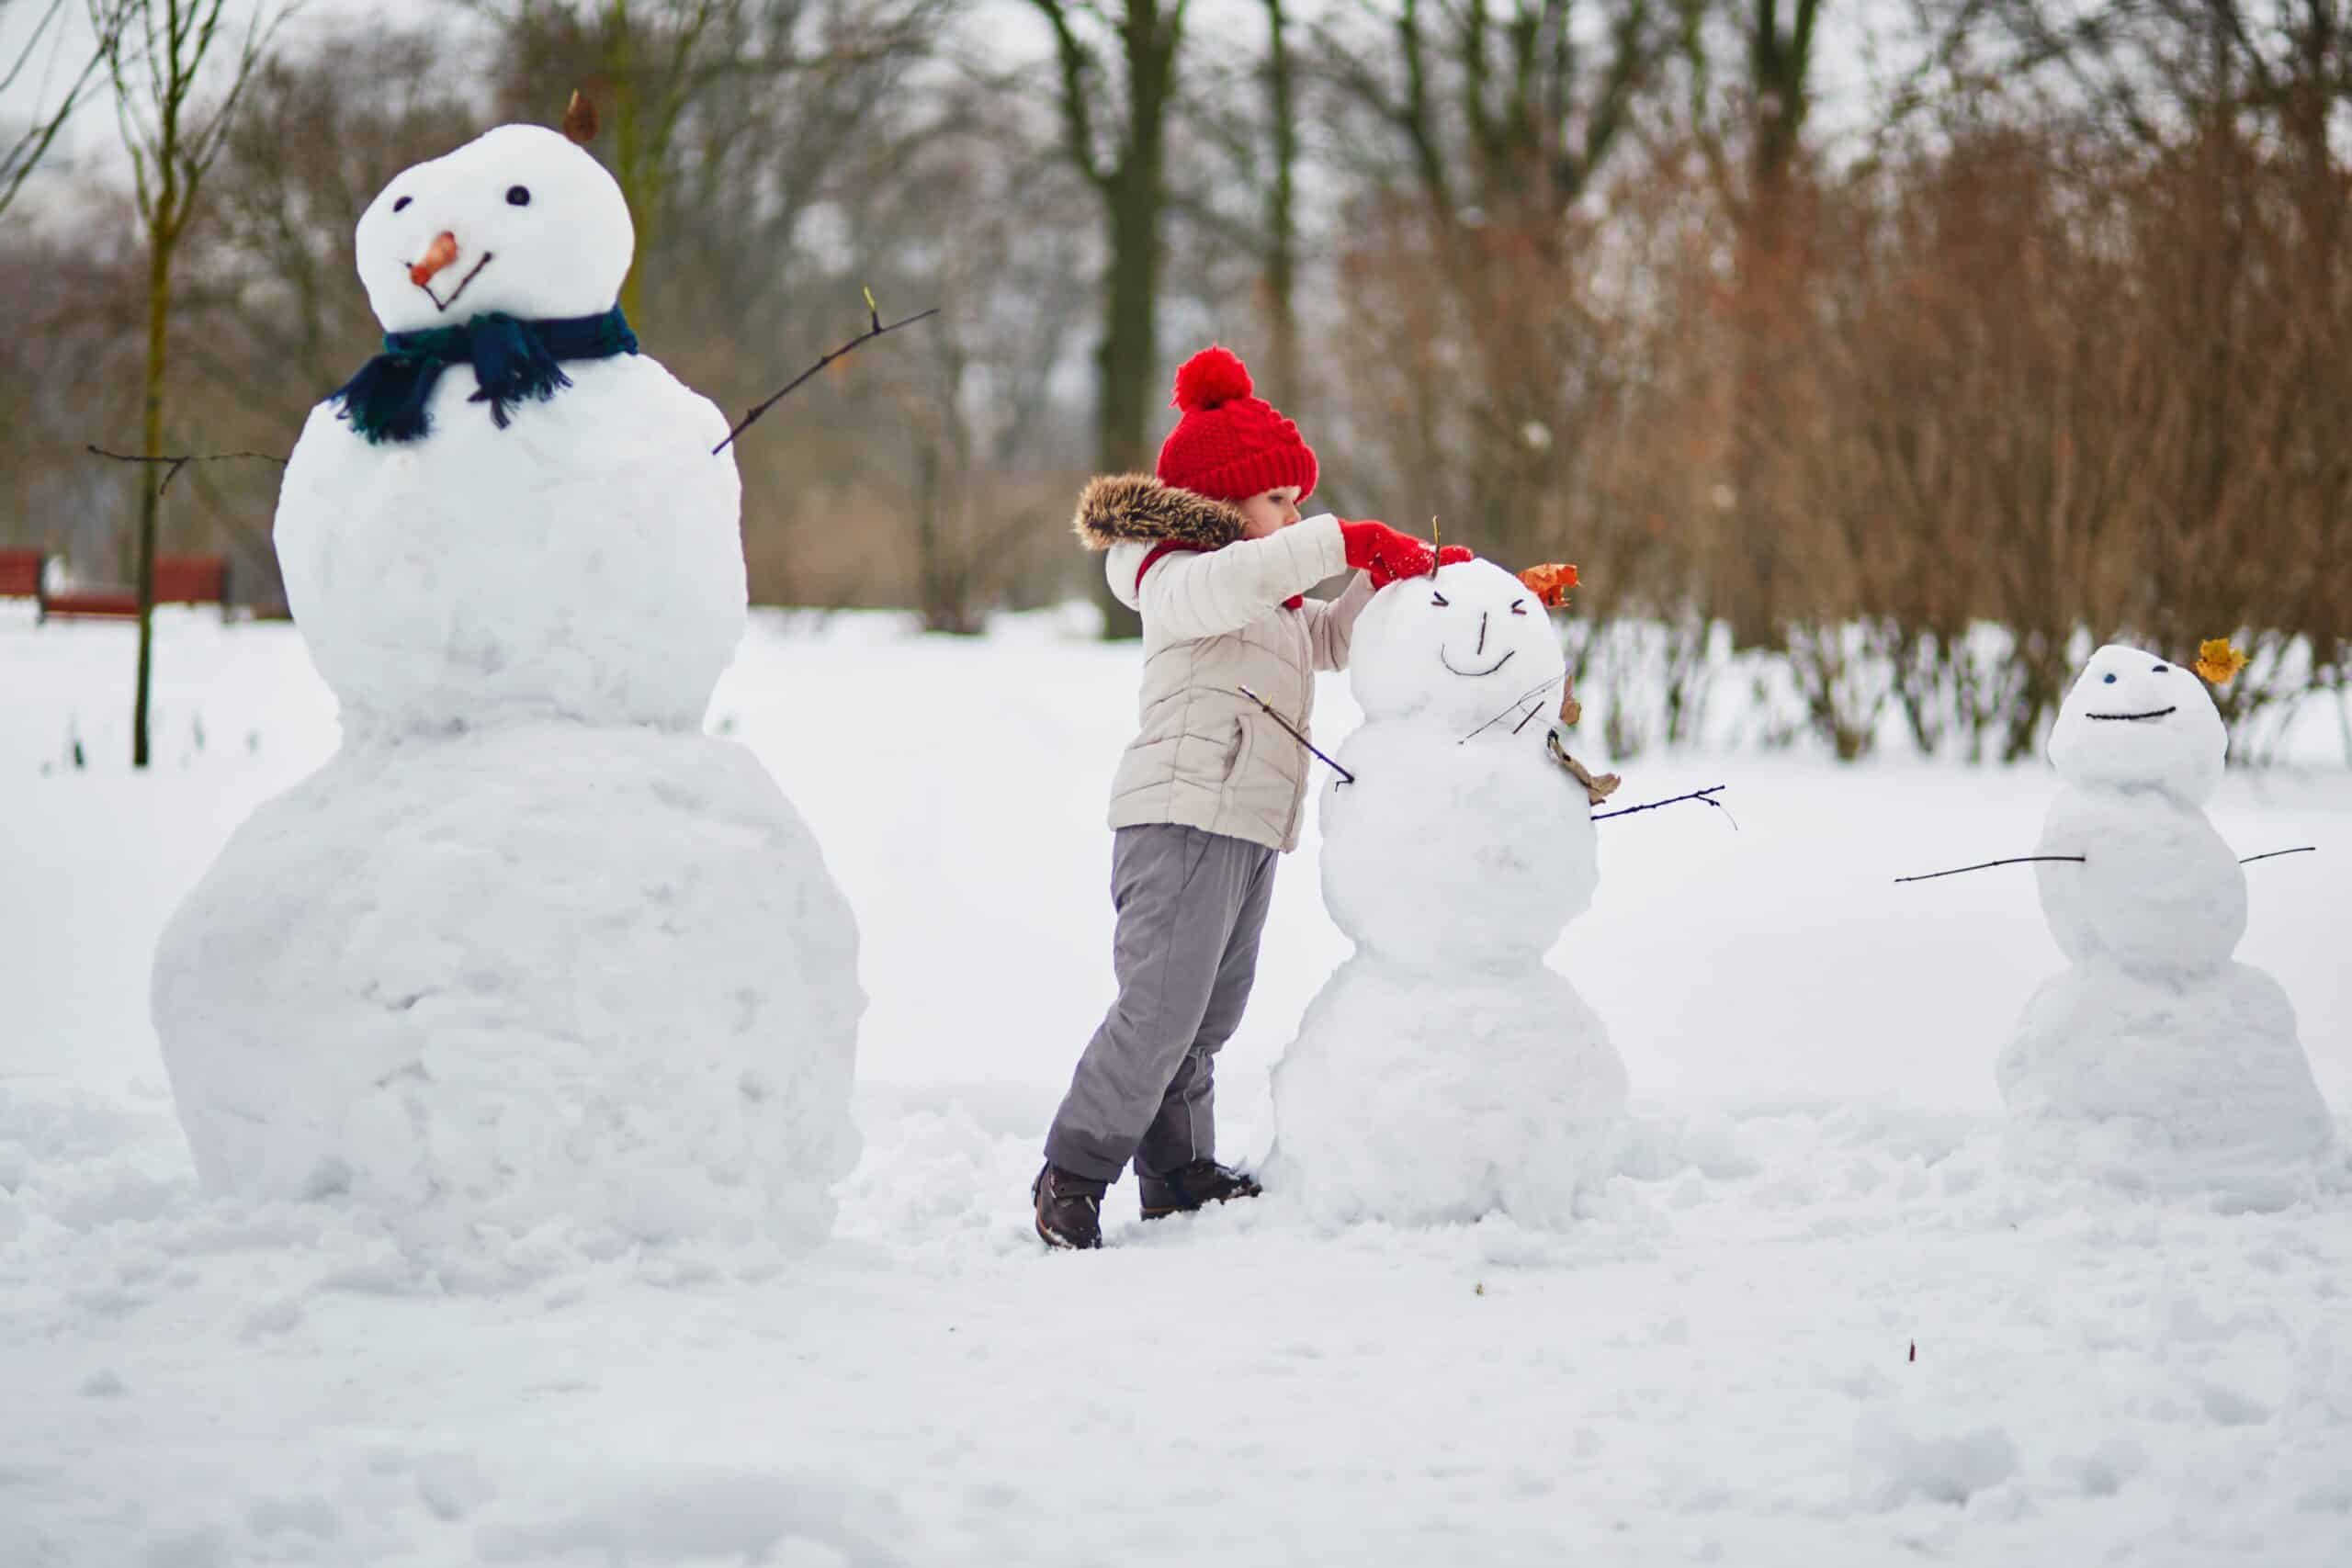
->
xmin=2086 ymin=706 xmax=2176 ymax=722
xmin=416 ymin=251 xmax=494 ymax=313
xmin=1439 ymin=648 xmax=1517 ymax=679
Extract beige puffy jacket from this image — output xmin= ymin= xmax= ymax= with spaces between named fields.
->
xmin=1075 ymin=475 xmax=1375 ymax=852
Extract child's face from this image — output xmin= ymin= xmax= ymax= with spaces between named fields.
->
xmin=1237 ymin=486 xmax=1304 ymax=540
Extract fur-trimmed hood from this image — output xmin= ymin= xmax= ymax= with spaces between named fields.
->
xmin=1071 ymin=473 xmax=1246 ymax=553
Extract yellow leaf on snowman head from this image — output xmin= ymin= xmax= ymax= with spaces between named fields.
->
xmin=2195 ymin=637 xmax=2249 ymax=685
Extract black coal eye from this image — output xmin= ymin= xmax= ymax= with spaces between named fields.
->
xmin=391 ymin=196 xmax=411 ymax=212
xmin=1510 ymin=600 xmax=1527 ymax=615
xmin=1431 ymin=592 xmax=1449 ymax=606
xmin=2152 ymin=664 xmax=2168 ymax=673
xmin=2102 ymin=673 xmax=2118 ymax=683
xmin=506 ymin=185 xmax=531 ymax=207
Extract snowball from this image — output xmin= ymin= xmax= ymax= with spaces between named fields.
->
xmin=275 ymin=355 xmax=746 ymax=738
xmin=355 ymin=126 xmax=632 ymax=334
xmin=1269 ymin=560 xmax=1627 ymax=1227
xmin=1999 ymin=964 xmax=2333 ymax=1194
xmin=1268 ymin=959 xmax=1626 ymax=1227
xmin=2034 ymin=787 xmax=2245 ymax=977
xmin=1347 ymin=559 xmax=1566 ymax=732
xmin=1318 ymin=723 xmax=1595 ymax=969
xmin=2047 ymin=644 xmax=2226 ymax=804
xmin=151 ymin=723 xmax=865 ymax=1248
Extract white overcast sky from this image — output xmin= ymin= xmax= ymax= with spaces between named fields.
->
xmin=5 ymin=0 xmax=1913 ymax=213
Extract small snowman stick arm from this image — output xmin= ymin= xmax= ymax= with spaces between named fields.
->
xmin=1894 ymin=853 xmax=2086 ymax=885
xmin=1589 ymin=784 xmax=1731 ymax=823
xmin=1233 ymin=685 xmax=1355 ymax=785
xmin=2240 ymin=846 xmax=2318 ymax=865
xmin=713 ymin=293 xmax=943 ymax=455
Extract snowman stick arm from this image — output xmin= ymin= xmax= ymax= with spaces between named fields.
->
xmin=87 ymin=444 xmax=287 ymax=496
xmin=712 ymin=305 xmax=942 ymax=455
xmin=1892 ymin=853 xmax=2086 ymax=885
xmin=1232 ymin=685 xmax=1355 ymax=785
xmin=1589 ymin=784 xmax=1730 ymax=823
xmin=2239 ymin=846 xmax=2318 ymax=865
xmin=1459 ymin=672 xmax=1568 ymax=742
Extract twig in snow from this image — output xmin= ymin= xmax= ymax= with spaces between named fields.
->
xmin=713 ymin=289 xmax=941 ymax=454
xmin=1894 ymin=854 xmax=2086 ymax=885
xmin=1231 ymin=685 xmax=1354 ymax=784
xmin=2240 ymin=846 xmax=2317 ymax=865
xmin=1591 ymin=784 xmax=1734 ymax=826
xmin=87 ymin=444 xmax=287 ymax=496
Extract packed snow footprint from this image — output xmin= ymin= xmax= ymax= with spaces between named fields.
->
xmin=150 ymin=121 xmax=865 ymax=1250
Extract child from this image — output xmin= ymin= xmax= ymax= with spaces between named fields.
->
xmin=1034 ymin=344 xmax=1466 ymax=1249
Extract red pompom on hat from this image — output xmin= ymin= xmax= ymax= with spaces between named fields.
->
xmin=1155 ymin=344 xmax=1317 ymax=504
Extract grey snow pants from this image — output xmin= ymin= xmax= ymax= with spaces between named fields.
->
xmin=1045 ymin=824 xmax=1278 ymax=1185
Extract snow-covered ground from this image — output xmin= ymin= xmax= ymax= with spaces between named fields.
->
xmin=6 ymin=606 xmax=2350 ymax=1566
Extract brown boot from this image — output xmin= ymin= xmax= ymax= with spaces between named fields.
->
xmin=1032 ymin=1162 xmax=1106 ymax=1250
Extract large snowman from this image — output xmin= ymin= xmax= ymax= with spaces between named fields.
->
xmin=1267 ymin=559 xmax=1629 ymax=1227
xmin=151 ymin=123 xmax=865 ymax=1248
xmin=1997 ymin=645 xmax=2333 ymax=1194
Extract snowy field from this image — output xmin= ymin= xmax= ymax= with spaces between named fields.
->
xmin=6 ymin=605 xmax=2351 ymax=1566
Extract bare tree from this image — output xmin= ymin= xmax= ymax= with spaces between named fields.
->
xmin=94 ymin=0 xmax=287 ymax=767
xmin=1025 ymin=0 xmax=1193 ymax=638
xmin=0 ymin=0 xmax=130 ymax=216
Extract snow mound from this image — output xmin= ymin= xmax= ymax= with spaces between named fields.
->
xmin=152 ymin=723 xmax=864 ymax=1247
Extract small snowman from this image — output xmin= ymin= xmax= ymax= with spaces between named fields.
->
xmin=1267 ymin=558 xmax=1629 ymax=1227
xmin=1997 ymin=643 xmax=2334 ymax=1195
xmin=151 ymin=109 xmax=865 ymax=1250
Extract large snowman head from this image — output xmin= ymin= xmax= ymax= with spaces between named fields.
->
xmin=2047 ymin=643 xmax=2227 ymax=801
xmin=354 ymin=124 xmax=633 ymax=334
xmin=1350 ymin=558 xmax=1567 ymax=731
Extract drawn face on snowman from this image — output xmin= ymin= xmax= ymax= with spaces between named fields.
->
xmin=1350 ymin=558 xmax=1567 ymax=730
xmin=2046 ymin=643 xmax=2227 ymax=802
xmin=355 ymin=124 xmax=633 ymax=334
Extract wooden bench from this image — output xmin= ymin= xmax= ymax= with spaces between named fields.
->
xmin=0 ymin=548 xmax=45 ymax=601
xmin=38 ymin=555 xmax=232 ymax=622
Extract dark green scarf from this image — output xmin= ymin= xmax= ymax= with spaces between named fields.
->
xmin=327 ymin=306 xmax=639 ymax=445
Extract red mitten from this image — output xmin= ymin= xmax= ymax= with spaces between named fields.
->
xmin=1339 ymin=519 xmax=1437 ymax=588
xmin=1436 ymin=545 xmax=1474 ymax=567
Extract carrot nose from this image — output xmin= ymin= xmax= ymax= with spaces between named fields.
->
xmin=409 ymin=231 xmax=458 ymax=287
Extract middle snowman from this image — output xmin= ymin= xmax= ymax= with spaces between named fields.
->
xmin=1268 ymin=558 xmax=1629 ymax=1226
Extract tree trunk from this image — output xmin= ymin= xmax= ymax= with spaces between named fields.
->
xmin=132 ymin=209 xmax=176 ymax=770
xmin=606 ymin=0 xmax=650 ymax=324
xmin=1262 ymin=0 xmax=1300 ymax=401
xmin=1090 ymin=14 xmax=1171 ymax=640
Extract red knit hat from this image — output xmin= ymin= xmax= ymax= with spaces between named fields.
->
xmin=1154 ymin=345 xmax=1317 ymax=504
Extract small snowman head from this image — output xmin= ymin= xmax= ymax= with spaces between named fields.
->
xmin=2047 ymin=643 xmax=2227 ymax=801
xmin=1350 ymin=558 xmax=1567 ymax=730
xmin=354 ymin=124 xmax=632 ymax=334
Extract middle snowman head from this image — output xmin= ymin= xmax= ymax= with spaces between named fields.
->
xmin=355 ymin=124 xmax=633 ymax=334
xmin=1351 ymin=558 xmax=1567 ymax=730
xmin=2047 ymin=643 xmax=2228 ymax=802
